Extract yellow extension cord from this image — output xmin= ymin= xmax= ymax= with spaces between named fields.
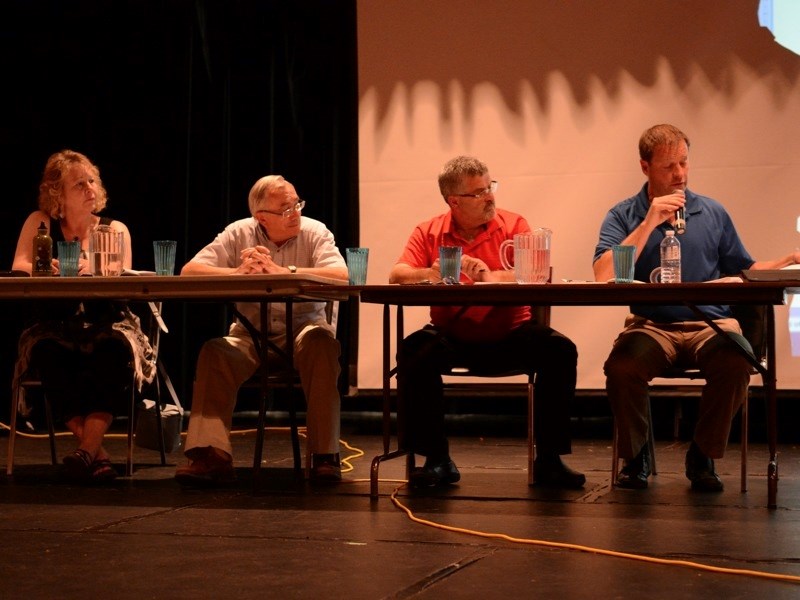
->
xmin=388 ymin=486 xmax=800 ymax=585
xmin=3 ymin=419 xmax=799 ymax=584
xmin=0 ymin=421 xmax=365 ymax=474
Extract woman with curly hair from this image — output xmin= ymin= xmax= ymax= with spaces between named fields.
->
xmin=11 ymin=149 xmax=154 ymax=483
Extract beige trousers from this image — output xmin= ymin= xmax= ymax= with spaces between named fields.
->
xmin=604 ymin=317 xmax=752 ymax=459
xmin=184 ymin=320 xmax=341 ymax=459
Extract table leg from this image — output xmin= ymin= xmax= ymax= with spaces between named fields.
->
xmin=382 ymin=304 xmax=391 ymax=455
xmin=252 ymin=301 xmax=270 ymax=484
xmin=766 ymin=306 xmax=778 ymax=509
xmin=370 ymin=303 xmax=410 ymax=499
xmin=285 ymin=302 xmax=302 ymax=475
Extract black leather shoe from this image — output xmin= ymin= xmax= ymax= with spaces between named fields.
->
xmin=685 ymin=442 xmax=724 ymax=492
xmin=616 ymin=446 xmax=651 ymax=489
xmin=409 ymin=458 xmax=461 ymax=488
xmin=533 ymin=455 xmax=586 ymax=489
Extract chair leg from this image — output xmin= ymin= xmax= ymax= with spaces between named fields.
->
xmin=6 ymin=388 xmax=20 ymax=476
xmin=252 ymin=384 xmax=304 ymax=483
xmin=44 ymin=395 xmax=57 ymax=465
xmin=741 ymin=393 xmax=748 ymax=493
xmin=646 ymin=405 xmax=657 ymax=477
xmin=253 ymin=389 xmax=268 ymax=478
xmin=153 ymin=369 xmax=167 ymax=466
xmin=527 ymin=379 xmax=535 ymax=486
xmin=406 ymin=452 xmax=415 ymax=479
xmin=286 ymin=384 xmax=302 ymax=476
xmin=611 ymin=420 xmax=619 ymax=485
xmin=126 ymin=379 xmax=135 ymax=477
xmin=672 ymin=398 xmax=682 ymax=440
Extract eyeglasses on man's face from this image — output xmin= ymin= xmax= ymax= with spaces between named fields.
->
xmin=257 ymin=199 xmax=306 ymax=218
xmin=453 ymin=180 xmax=498 ymax=199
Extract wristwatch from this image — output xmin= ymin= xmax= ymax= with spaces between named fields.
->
xmin=287 ymin=265 xmax=297 ymax=274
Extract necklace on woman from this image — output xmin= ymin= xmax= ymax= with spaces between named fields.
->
xmin=60 ymin=216 xmax=95 ymax=242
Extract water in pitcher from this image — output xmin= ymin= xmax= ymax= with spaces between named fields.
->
xmin=530 ymin=248 xmax=550 ymax=283
xmin=89 ymin=225 xmax=124 ymax=276
xmin=90 ymin=250 xmax=123 ymax=276
xmin=499 ymin=229 xmax=551 ymax=284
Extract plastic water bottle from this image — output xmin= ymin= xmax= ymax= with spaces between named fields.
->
xmin=659 ymin=230 xmax=681 ymax=283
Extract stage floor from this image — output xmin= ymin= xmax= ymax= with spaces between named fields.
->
xmin=3 ymin=420 xmax=800 ymax=599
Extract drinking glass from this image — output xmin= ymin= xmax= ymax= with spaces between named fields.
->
xmin=612 ymin=245 xmax=636 ymax=283
xmin=345 ymin=247 xmax=369 ymax=285
xmin=153 ymin=240 xmax=177 ymax=276
xmin=56 ymin=240 xmax=80 ymax=277
xmin=439 ymin=246 xmax=462 ymax=285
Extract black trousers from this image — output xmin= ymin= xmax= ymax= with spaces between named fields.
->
xmin=396 ymin=319 xmax=578 ymax=460
xmin=30 ymin=336 xmax=133 ymax=421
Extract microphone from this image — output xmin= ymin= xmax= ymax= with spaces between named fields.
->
xmin=672 ymin=188 xmax=686 ymax=234
xmin=675 ymin=206 xmax=686 ymax=235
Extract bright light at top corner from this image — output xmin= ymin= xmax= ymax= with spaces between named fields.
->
xmin=759 ymin=0 xmax=800 ymax=58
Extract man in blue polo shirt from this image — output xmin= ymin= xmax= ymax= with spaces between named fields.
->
xmin=593 ymin=123 xmax=799 ymax=492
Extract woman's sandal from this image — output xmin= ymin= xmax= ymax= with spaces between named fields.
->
xmin=90 ymin=458 xmax=118 ymax=482
xmin=62 ymin=448 xmax=93 ymax=481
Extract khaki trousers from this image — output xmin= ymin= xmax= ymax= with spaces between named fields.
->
xmin=185 ymin=320 xmax=341 ymax=459
xmin=604 ymin=316 xmax=752 ymax=459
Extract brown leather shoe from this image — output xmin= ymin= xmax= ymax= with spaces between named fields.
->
xmin=175 ymin=447 xmax=235 ymax=486
xmin=310 ymin=453 xmax=342 ymax=484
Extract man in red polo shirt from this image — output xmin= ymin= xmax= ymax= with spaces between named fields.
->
xmin=389 ymin=155 xmax=584 ymax=489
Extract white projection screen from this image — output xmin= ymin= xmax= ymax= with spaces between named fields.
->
xmin=356 ymin=0 xmax=800 ymax=391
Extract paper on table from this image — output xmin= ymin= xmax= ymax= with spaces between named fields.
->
xmin=122 ymin=268 xmax=157 ymax=276
xmin=560 ymin=279 xmax=614 ymax=284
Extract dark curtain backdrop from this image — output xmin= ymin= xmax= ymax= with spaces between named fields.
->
xmin=0 ymin=0 xmax=359 ymax=420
